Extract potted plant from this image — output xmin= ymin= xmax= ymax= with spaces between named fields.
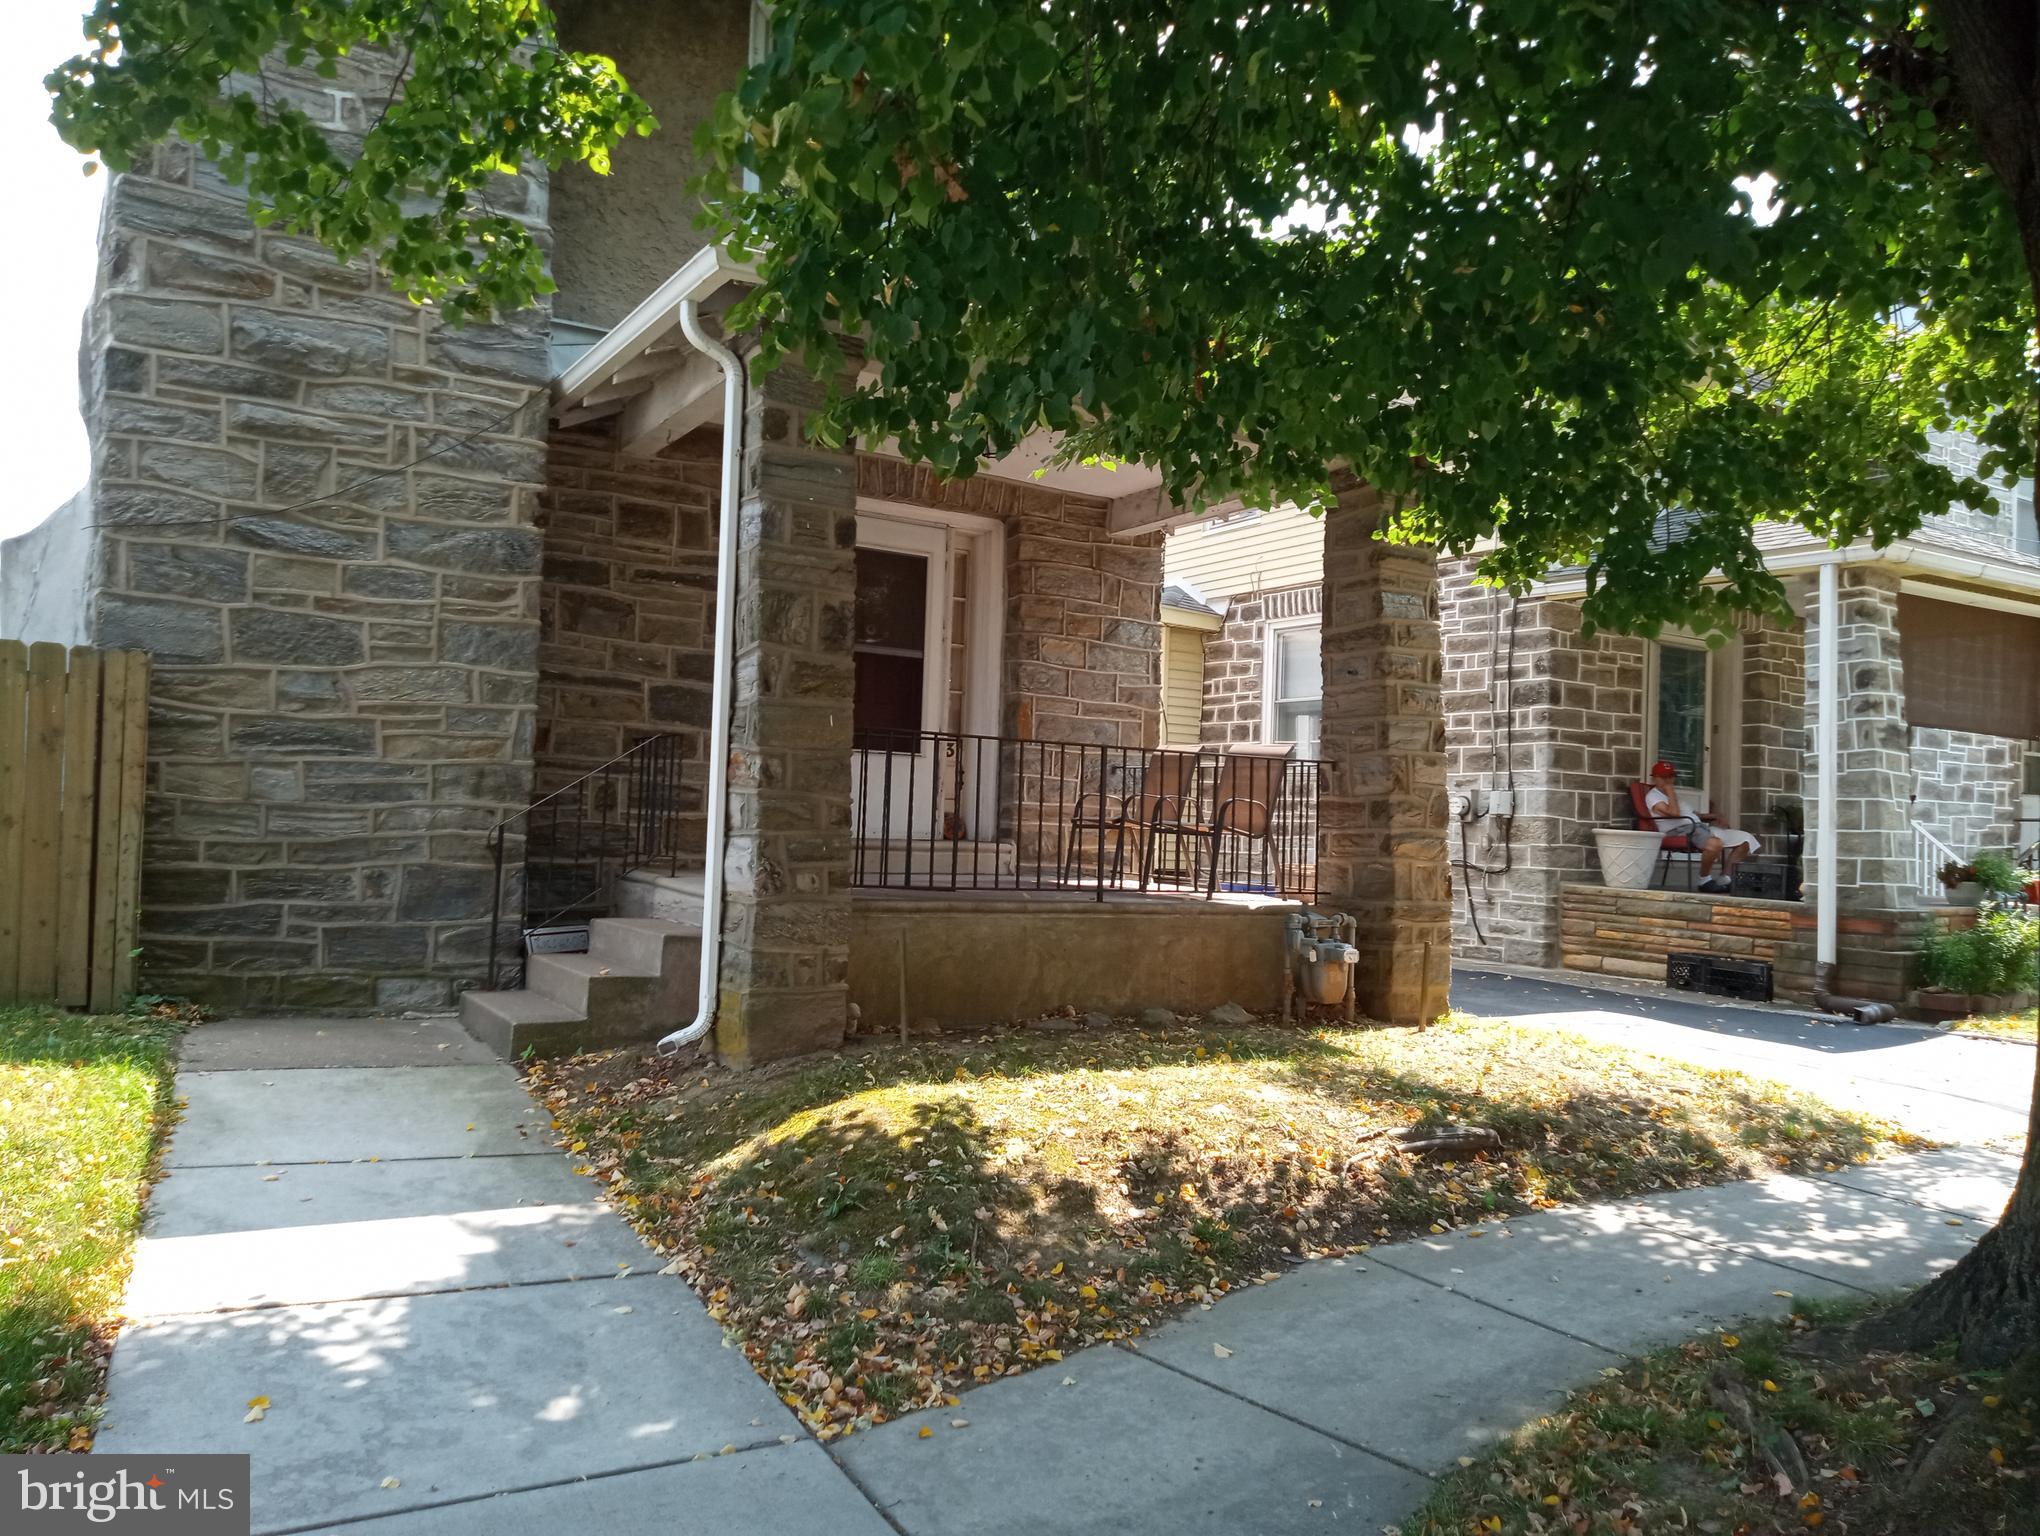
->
xmin=1938 ymin=847 xmax=2025 ymax=908
xmin=1913 ymin=907 xmax=2040 ymax=1017
xmin=1938 ymin=859 xmax=1984 ymax=907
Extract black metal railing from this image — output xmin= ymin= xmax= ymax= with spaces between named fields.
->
xmin=485 ymin=733 xmax=690 ymax=989
xmin=850 ymin=729 xmax=1322 ymax=901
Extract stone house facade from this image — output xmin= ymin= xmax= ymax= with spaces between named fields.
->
xmin=1 ymin=3 xmax=1453 ymax=1055
xmin=1164 ymin=444 xmax=2040 ymax=1005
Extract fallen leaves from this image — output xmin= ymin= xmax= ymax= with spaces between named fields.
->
xmin=523 ymin=1012 xmax=1916 ymax=1446
xmin=243 ymin=1395 xmax=270 ymax=1424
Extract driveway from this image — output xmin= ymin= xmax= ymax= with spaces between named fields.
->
xmin=1451 ymin=966 xmax=2034 ymax=1145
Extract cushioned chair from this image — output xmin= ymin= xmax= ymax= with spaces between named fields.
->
xmin=1625 ymin=780 xmax=1717 ymax=891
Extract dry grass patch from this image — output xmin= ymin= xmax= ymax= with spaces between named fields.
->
xmin=1408 ymin=1297 xmax=2040 ymax=1536
xmin=1936 ymin=1008 xmax=2038 ymax=1044
xmin=529 ymin=1013 xmax=1924 ymax=1442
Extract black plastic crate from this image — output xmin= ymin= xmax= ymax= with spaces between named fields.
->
xmin=1731 ymin=863 xmax=1791 ymax=900
xmin=1666 ymin=952 xmax=1709 ymax=992
xmin=1665 ymin=950 xmax=1773 ymax=1003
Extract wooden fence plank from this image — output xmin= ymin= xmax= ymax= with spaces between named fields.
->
xmin=17 ymin=643 xmax=67 ymax=999
xmin=56 ymin=648 xmax=101 ymax=1007
xmin=0 ymin=640 xmax=27 ymax=998
xmin=111 ymin=652 xmax=149 ymax=1005
xmin=89 ymin=652 xmax=128 ymax=1013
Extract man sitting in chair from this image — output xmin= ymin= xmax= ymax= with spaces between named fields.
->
xmin=1644 ymin=760 xmax=1760 ymax=894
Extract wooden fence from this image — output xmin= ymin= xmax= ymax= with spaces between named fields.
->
xmin=0 ymin=642 xmax=149 ymax=1011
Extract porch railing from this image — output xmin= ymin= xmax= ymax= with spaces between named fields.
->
xmin=850 ymin=729 xmax=1322 ymax=902
xmin=484 ymin=733 xmax=689 ymax=989
xmin=1910 ymin=818 xmax=1963 ymax=901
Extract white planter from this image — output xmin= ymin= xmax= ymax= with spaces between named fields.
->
xmin=1594 ymin=828 xmax=1665 ymax=891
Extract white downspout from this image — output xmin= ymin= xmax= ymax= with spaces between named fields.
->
xmin=656 ymin=299 xmax=743 ymax=1056
xmin=1815 ymin=559 xmax=1840 ymax=970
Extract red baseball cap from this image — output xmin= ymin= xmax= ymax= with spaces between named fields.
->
xmin=1650 ymin=760 xmax=1677 ymax=779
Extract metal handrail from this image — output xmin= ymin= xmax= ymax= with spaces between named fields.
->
xmin=849 ymin=728 xmax=1323 ymax=902
xmin=484 ymin=733 xmax=688 ymax=989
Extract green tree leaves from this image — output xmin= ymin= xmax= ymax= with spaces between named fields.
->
xmin=48 ymin=1 xmax=654 ymax=324
xmin=699 ymin=0 xmax=2037 ymax=635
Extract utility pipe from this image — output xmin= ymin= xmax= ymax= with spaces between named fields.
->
xmin=1816 ymin=560 xmax=1839 ymax=971
xmin=656 ymin=299 xmax=743 ymax=1056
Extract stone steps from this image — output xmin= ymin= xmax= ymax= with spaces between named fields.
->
xmin=460 ymin=916 xmax=701 ymax=1060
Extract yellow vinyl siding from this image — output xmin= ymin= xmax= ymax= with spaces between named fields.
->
xmin=1162 ymin=505 xmax=1324 ymax=602
xmin=1161 ymin=624 xmax=1206 ymax=745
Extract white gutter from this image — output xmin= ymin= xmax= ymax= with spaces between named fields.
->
xmin=656 ymin=299 xmax=744 ymax=1057
xmin=554 ymin=243 xmax=756 ymax=407
xmin=1815 ymin=560 xmax=1840 ymax=969
xmin=1532 ymin=536 xmax=2040 ymax=603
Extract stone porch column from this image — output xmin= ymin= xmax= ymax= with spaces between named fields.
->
xmin=1317 ymin=479 xmax=1452 ymax=1025
xmin=713 ymin=351 xmax=857 ymax=1064
xmin=1799 ymin=567 xmax=1913 ymax=913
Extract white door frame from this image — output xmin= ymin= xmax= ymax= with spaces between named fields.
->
xmin=856 ymin=497 xmax=1005 ymax=741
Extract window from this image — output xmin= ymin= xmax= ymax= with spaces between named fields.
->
xmin=853 ymin=547 xmax=928 ymax=751
xmin=1652 ymin=640 xmax=1709 ymax=786
xmin=1267 ymin=622 xmax=1322 ymax=757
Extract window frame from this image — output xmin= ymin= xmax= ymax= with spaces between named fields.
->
xmin=1643 ymin=633 xmax=1714 ymax=795
xmin=1260 ymin=614 xmax=1323 ymax=756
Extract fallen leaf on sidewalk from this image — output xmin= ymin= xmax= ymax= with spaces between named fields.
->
xmin=1213 ymin=1344 xmax=1233 ymax=1358
xmin=380 ymin=1478 xmax=400 ymax=1490
xmin=243 ymin=1395 xmax=270 ymax=1423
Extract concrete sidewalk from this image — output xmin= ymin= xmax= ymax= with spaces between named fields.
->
xmin=836 ymin=1145 xmax=2019 ymax=1536
xmin=96 ymin=1011 xmax=2021 ymax=1536
xmin=1453 ymin=965 xmax=2035 ymax=1144
xmin=95 ymin=1017 xmax=894 ymax=1536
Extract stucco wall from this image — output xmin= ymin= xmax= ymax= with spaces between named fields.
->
xmin=550 ymin=0 xmax=752 ymax=332
xmin=0 ymin=492 xmax=93 ymax=646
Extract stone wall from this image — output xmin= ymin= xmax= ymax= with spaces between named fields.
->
xmin=1560 ymin=881 xmax=1818 ymax=1001
xmin=80 ymin=51 xmax=551 ymax=1013
xmin=1198 ymin=596 xmax=1267 ymax=744
xmin=535 ymin=422 xmax=719 ymax=853
xmin=1439 ymin=560 xmax=1647 ymax=966
xmin=854 ymin=456 xmax=1165 ymax=750
xmin=1317 ymin=479 xmax=1451 ymax=1024
xmin=1799 ymin=569 xmax=1913 ymax=914
xmin=1909 ymin=728 xmax=2022 ymax=857
xmin=1739 ymin=611 xmax=1805 ymax=819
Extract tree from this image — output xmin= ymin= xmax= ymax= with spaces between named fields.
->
xmin=46 ymin=2 xmax=2040 ymax=1358
xmin=47 ymin=1 xmax=654 ymax=323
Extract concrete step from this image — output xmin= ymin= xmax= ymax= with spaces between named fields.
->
xmin=459 ymin=989 xmax=586 ymax=1061
xmin=614 ymin=868 xmax=706 ymax=926
xmin=460 ymin=917 xmax=701 ymax=1061
xmin=589 ymin=915 xmax=701 ymax=975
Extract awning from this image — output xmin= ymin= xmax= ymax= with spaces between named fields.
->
xmin=1898 ymin=591 xmax=2040 ymax=740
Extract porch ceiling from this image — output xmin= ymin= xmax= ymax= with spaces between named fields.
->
xmin=549 ymin=245 xmax=1250 ymax=539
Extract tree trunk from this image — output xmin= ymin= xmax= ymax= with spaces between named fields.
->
xmin=1873 ymin=0 xmax=2040 ymax=1362
xmin=1876 ymin=1031 xmax=2040 ymax=1363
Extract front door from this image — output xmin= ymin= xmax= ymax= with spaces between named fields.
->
xmin=852 ymin=515 xmax=950 ymax=842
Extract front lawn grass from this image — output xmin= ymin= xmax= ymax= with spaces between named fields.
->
xmin=1407 ymin=1297 xmax=2040 ymax=1536
xmin=0 ymin=1005 xmax=181 ymax=1452
xmin=533 ymin=1012 xmax=1922 ymax=1441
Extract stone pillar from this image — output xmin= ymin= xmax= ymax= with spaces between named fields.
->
xmin=76 ymin=50 xmax=549 ymax=1014
xmin=713 ymin=350 xmax=858 ymax=1064
xmin=1739 ymin=611 xmax=1806 ymax=820
xmin=1317 ymin=480 xmax=1452 ymax=1025
xmin=1800 ymin=567 xmax=1912 ymax=913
